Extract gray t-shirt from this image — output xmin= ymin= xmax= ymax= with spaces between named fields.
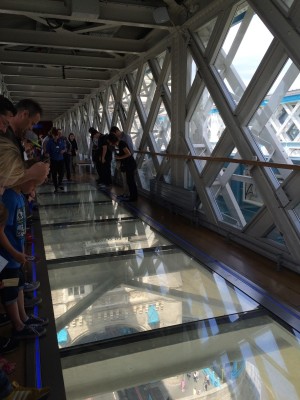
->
xmin=120 ymin=132 xmax=134 ymax=155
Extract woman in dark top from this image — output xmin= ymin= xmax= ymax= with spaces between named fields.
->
xmin=107 ymin=133 xmax=138 ymax=201
xmin=68 ymin=133 xmax=78 ymax=174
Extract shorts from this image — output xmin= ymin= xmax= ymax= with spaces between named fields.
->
xmin=0 ymin=268 xmax=25 ymax=305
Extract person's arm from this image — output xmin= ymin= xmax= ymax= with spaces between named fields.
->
xmin=60 ymin=139 xmax=66 ymax=155
xmin=101 ymin=144 xmax=107 ymax=163
xmin=127 ymin=135 xmax=134 ymax=155
xmin=115 ymin=145 xmax=131 ymax=160
xmin=0 ymin=226 xmax=27 ymax=264
xmin=16 ymin=162 xmax=50 ymax=186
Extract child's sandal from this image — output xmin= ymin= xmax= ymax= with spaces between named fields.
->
xmin=0 ymin=357 xmax=16 ymax=374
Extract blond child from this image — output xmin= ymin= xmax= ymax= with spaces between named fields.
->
xmin=0 ymin=179 xmax=48 ymax=339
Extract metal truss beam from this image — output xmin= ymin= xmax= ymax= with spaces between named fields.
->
xmin=0 ymin=28 xmax=145 ymax=54
xmin=4 ymin=76 xmax=98 ymax=89
xmin=0 ymin=65 xmax=110 ymax=81
xmin=0 ymin=0 xmax=171 ymax=30
xmin=6 ymin=85 xmax=91 ymax=94
xmin=0 ymin=50 xmax=125 ymax=69
xmin=10 ymin=92 xmax=85 ymax=99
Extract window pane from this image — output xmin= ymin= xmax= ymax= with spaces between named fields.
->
xmin=195 ymin=17 xmax=217 ymax=48
xmin=214 ymin=4 xmax=273 ymax=106
xmin=247 ymin=59 xmax=300 ymax=185
xmin=131 ymin=108 xmax=143 ymax=149
xmin=139 ymin=63 xmax=157 ymax=117
xmin=188 ymin=87 xmax=226 ymax=171
xmin=151 ymin=102 xmax=171 ymax=151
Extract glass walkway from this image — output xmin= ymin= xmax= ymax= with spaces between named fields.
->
xmin=35 ymin=182 xmax=300 ymax=400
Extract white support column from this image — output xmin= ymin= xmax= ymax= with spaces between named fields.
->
xmin=170 ymin=31 xmax=188 ymax=187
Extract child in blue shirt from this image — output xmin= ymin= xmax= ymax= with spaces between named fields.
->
xmin=0 ymin=180 xmax=48 ymax=339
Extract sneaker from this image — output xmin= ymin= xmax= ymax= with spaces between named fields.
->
xmin=25 ymin=314 xmax=49 ymax=326
xmin=5 ymin=381 xmax=50 ymax=400
xmin=24 ymin=296 xmax=42 ymax=309
xmin=25 ymin=233 xmax=33 ymax=242
xmin=13 ymin=325 xmax=46 ymax=339
xmin=24 ymin=281 xmax=40 ymax=293
xmin=0 ymin=337 xmax=19 ymax=354
xmin=0 ymin=313 xmax=10 ymax=327
xmin=0 ymin=357 xmax=16 ymax=375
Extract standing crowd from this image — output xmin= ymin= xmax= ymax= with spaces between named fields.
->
xmin=89 ymin=125 xmax=138 ymax=202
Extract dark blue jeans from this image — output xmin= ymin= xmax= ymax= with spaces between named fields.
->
xmin=0 ymin=368 xmax=12 ymax=399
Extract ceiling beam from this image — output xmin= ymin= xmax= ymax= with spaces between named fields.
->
xmin=22 ymin=98 xmax=79 ymax=104
xmin=10 ymin=92 xmax=86 ymax=99
xmin=0 ymin=50 xmax=125 ymax=69
xmin=0 ymin=0 xmax=171 ymax=30
xmin=4 ymin=76 xmax=98 ymax=88
xmin=70 ymin=23 xmax=119 ymax=35
xmin=0 ymin=65 xmax=110 ymax=80
xmin=6 ymin=85 xmax=91 ymax=94
xmin=0 ymin=28 xmax=145 ymax=54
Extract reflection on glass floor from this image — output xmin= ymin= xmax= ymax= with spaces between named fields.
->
xmin=37 ymin=183 xmax=300 ymax=400
xmin=39 ymin=201 xmax=132 ymax=225
xmin=61 ymin=313 xmax=300 ymax=400
xmin=43 ymin=219 xmax=170 ymax=260
xmin=37 ymin=187 xmax=108 ymax=206
xmin=37 ymin=182 xmax=97 ymax=194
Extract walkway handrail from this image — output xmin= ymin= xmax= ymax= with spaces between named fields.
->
xmin=135 ymin=150 xmax=300 ymax=171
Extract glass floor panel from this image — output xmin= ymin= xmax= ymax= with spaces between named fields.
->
xmin=61 ymin=313 xmax=300 ymax=400
xmin=35 ymin=182 xmax=300 ymax=400
xmin=39 ymin=202 xmax=132 ymax=225
xmin=49 ymin=248 xmax=258 ymax=347
xmin=37 ymin=189 xmax=109 ymax=206
xmin=43 ymin=219 xmax=171 ymax=260
xmin=37 ymin=182 xmax=97 ymax=194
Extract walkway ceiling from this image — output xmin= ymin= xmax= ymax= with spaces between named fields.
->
xmin=0 ymin=0 xmax=203 ymax=120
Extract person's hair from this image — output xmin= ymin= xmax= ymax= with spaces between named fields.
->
xmin=68 ymin=133 xmax=75 ymax=140
xmin=0 ymin=136 xmax=25 ymax=186
xmin=0 ymin=95 xmax=16 ymax=116
xmin=15 ymin=99 xmax=43 ymax=117
xmin=110 ymin=126 xmax=120 ymax=134
xmin=88 ymin=127 xmax=98 ymax=135
xmin=49 ymin=127 xmax=59 ymax=137
xmin=107 ymin=133 xmax=118 ymax=144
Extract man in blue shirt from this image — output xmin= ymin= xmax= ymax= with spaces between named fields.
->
xmin=45 ymin=127 xmax=66 ymax=193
